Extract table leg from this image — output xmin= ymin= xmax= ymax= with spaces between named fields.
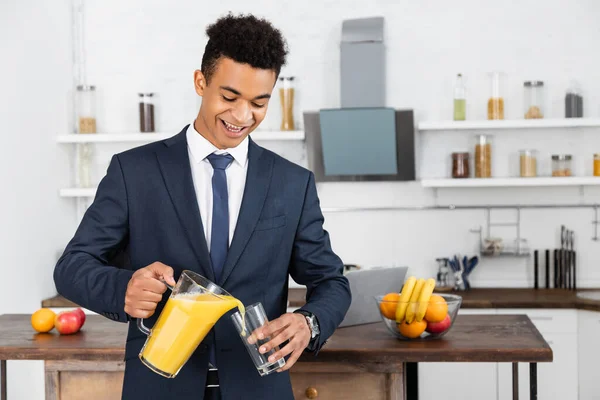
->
xmin=1 ymin=360 xmax=6 ymax=400
xmin=512 ymin=363 xmax=519 ymax=400
xmin=405 ymin=362 xmax=418 ymax=400
xmin=529 ymin=363 xmax=537 ymax=400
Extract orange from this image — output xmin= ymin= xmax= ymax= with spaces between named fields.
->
xmin=379 ymin=292 xmax=400 ymax=320
xmin=397 ymin=319 xmax=427 ymax=339
xmin=424 ymin=295 xmax=448 ymax=323
xmin=31 ymin=308 xmax=56 ymax=333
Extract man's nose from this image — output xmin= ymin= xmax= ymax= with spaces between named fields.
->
xmin=231 ymin=102 xmax=252 ymax=124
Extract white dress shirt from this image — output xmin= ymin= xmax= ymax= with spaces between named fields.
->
xmin=186 ymin=121 xmax=249 ymax=249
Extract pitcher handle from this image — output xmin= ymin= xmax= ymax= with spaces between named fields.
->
xmin=136 ymin=279 xmax=175 ymax=336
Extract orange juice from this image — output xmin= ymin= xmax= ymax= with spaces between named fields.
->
xmin=140 ymin=293 xmax=244 ymax=376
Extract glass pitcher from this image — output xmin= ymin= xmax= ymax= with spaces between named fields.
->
xmin=137 ymin=270 xmax=244 ymax=378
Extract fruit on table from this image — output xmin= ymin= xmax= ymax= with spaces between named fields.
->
xmin=398 ymin=319 xmax=427 ymax=339
xmin=31 ymin=308 xmax=56 ymax=333
xmin=379 ymin=292 xmax=400 ymax=320
xmin=415 ymin=278 xmax=436 ymax=322
xmin=395 ymin=276 xmax=416 ymax=322
xmin=404 ymin=278 xmax=425 ymax=323
xmin=424 ymin=294 xmax=448 ymax=323
xmin=426 ymin=314 xmax=452 ymax=334
xmin=55 ymin=308 xmax=86 ymax=335
xmin=72 ymin=308 xmax=86 ymax=326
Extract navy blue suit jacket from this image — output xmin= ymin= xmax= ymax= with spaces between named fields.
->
xmin=54 ymin=126 xmax=351 ymax=400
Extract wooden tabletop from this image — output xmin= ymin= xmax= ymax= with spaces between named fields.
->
xmin=0 ymin=314 xmax=552 ymax=364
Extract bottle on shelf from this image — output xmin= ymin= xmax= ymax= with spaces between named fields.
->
xmin=453 ymin=73 xmax=466 ymax=121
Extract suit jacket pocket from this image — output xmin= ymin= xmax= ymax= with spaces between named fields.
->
xmin=254 ymin=215 xmax=286 ymax=231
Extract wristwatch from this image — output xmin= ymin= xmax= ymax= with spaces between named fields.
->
xmin=295 ymin=310 xmax=320 ymax=340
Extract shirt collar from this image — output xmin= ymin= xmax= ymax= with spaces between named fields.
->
xmin=186 ymin=120 xmax=249 ymax=167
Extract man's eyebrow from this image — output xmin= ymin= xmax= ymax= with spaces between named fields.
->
xmin=220 ymin=86 xmax=271 ymax=100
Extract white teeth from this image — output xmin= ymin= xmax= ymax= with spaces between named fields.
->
xmin=223 ymin=120 xmax=243 ymax=132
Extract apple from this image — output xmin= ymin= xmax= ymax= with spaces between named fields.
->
xmin=72 ymin=308 xmax=86 ymax=327
xmin=426 ymin=314 xmax=452 ymax=334
xmin=55 ymin=311 xmax=83 ymax=335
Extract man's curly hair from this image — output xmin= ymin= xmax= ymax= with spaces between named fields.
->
xmin=201 ymin=13 xmax=288 ymax=84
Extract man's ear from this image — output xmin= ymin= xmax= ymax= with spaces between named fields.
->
xmin=194 ymin=70 xmax=206 ymax=96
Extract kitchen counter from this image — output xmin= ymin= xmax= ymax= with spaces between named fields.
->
xmin=289 ymin=287 xmax=600 ymax=311
xmin=44 ymin=287 xmax=600 ymax=311
xmin=0 ymin=313 xmax=551 ymax=400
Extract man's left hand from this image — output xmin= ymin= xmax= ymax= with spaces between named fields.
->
xmin=253 ymin=312 xmax=311 ymax=372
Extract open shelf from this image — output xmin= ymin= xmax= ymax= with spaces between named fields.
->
xmin=418 ymin=118 xmax=600 ymax=131
xmin=59 ymin=188 xmax=97 ymax=198
xmin=421 ymin=177 xmax=600 ymax=188
xmin=56 ymin=130 xmax=305 ymax=143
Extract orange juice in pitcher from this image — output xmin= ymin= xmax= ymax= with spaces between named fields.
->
xmin=137 ymin=270 xmax=245 ymax=378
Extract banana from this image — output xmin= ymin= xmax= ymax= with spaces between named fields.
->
xmin=395 ymin=276 xmax=416 ymax=322
xmin=415 ymin=278 xmax=436 ymax=322
xmin=404 ymin=278 xmax=425 ymax=323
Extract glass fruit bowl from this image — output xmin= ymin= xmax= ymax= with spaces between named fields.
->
xmin=375 ymin=293 xmax=462 ymax=340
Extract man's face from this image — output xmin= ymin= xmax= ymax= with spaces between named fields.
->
xmin=194 ymin=57 xmax=277 ymax=149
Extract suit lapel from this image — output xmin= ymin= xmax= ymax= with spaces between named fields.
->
xmin=155 ymin=127 xmax=215 ymax=281
xmin=219 ymin=138 xmax=273 ymax=286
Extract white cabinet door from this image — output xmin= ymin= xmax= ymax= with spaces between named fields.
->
xmin=496 ymin=309 xmax=578 ymax=400
xmin=419 ymin=308 xmax=499 ymax=400
xmin=498 ymin=333 xmax=577 ymax=400
xmin=419 ymin=362 xmax=498 ymax=400
xmin=578 ymin=310 xmax=600 ymax=400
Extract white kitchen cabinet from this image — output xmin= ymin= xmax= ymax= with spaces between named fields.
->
xmin=419 ymin=309 xmax=498 ymax=400
xmin=578 ymin=310 xmax=600 ymax=400
xmin=496 ymin=309 xmax=578 ymax=400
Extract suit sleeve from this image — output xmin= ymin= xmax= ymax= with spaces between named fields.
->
xmin=53 ymin=155 xmax=134 ymax=323
xmin=289 ymin=172 xmax=352 ymax=353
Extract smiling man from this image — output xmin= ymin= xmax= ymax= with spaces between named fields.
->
xmin=53 ymin=12 xmax=351 ymax=400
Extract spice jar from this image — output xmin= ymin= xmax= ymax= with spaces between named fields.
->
xmin=487 ymin=72 xmax=504 ymax=120
xmin=474 ymin=135 xmax=492 ymax=178
xmin=139 ymin=93 xmax=155 ymax=132
xmin=524 ymin=81 xmax=544 ymax=119
xmin=76 ymin=85 xmax=96 ymax=133
xmin=279 ymin=76 xmax=295 ymax=131
xmin=519 ymin=150 xmax=538 ymax=177
xmin=552 ymin=155 xmax=572 ymax=177
xmin=594 ymin=154 xmax=600 ymax=177
xmin=451 ymin=152 xmax=470 ymax=178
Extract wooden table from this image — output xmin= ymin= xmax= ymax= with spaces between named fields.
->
xmin=0 ymin=314 xmax=552 ymax=400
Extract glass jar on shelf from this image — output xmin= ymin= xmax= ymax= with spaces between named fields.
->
xmin=451 ymin=152 xmax=470 ymax=178
xmin=519 ymin=149 xmax=538 ymax=177
xmin=139 ymin=93 xmax=155 ymax=132
xmin=565 ymin=81 xmax=584 ymax=118
xmin=487 ymin=72 xmax=505 ymax=120
xmin=78 ymin=144 xmax=93 ymax=188
xmin=551 ymin=154 xmax=572 ymax=177
xmin=279 ymin=76 xmax=295 ymax=131
xmin=76 ymin=85 xmax=96 ymax=134
xmin=524 ymin=81 xmax=544 ymax=119
xmin=474 ymin=134 xmax=492 ymax=178
xmin=594 ymin=154 xmax=600 ymax=177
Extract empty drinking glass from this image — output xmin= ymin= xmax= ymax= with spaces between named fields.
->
xmin=231 ymin=302 xmax=286 ymax=376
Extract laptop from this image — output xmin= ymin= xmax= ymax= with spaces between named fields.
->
xmin=339 ymin=266 xmax=408 ymax=327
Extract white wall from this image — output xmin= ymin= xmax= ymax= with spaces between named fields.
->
xmin=4 ymin=1 xmax=600 ymax=398
xmin=0 ymin=1 xmax=74 ymax=398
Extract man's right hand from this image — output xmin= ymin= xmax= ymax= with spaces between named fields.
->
xmin=124 ymin=262 xmax=177 ymax=319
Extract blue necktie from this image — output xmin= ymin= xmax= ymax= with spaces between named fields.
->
xmin=207 ymin=153 xmax=234 ymax=282
xmin=206 ymin=153 xmax=233 ymax=369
